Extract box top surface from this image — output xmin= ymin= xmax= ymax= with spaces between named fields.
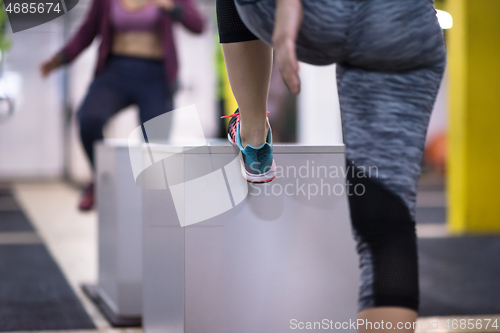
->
xmin=108 ymin=139 xmax=345 ymax=154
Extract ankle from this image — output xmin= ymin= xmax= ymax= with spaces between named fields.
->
xmin=241 ymin=121 xmax=269 ymax=148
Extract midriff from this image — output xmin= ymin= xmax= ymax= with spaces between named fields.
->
xmin=112 ymin=31 xmax=163 ymax=59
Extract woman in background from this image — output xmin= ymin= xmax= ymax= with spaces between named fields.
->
xmin=41 ymin=0 xmax=204 ymax=210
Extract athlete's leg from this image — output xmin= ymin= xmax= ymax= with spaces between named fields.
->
xmin=129 ymin=58 xmax=173 ymax=141
xmin=337 ymin=1 xmax=446 ymax=330
xmin=77 ymin=65 xmax=131 ymax=169
xmin=76 ymin=58 xmax=131 ymax=210
xmin=216 ymin=0 xmax=272 ymax=148
xmin=337 ymin=62 xmax=445 ymax=333
xmin=358 ymin=307 xmax=420 ymax=333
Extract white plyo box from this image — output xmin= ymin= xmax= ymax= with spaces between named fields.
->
xmin=90 ymin=139 xmax=142 ymax=325
xmin=142 ymin=143 xmax=359 ymax=333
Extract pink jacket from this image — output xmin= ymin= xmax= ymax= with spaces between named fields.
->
xmin=59 ymin=0 xmax=205 ymax=86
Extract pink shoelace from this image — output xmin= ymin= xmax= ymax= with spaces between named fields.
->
xmin=220 ymin=111 xmax=270 ymax=143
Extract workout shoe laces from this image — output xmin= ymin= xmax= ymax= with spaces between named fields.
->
xmin=220 ymin=109 xmax=240 ymax=145
xmin=221 ymin=109 xmax=270 ymax=146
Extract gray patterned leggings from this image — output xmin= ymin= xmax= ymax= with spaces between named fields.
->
xmin=219 ymin=0 xmax=446 ymax=312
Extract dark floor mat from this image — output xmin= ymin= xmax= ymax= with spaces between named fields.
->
xmin=0 ymin=211 xmax=35 ymax=232
xmin=416 ymin=207 xmax=447 ymax=224
xmin=0 ymin=188 xmax=11 ymax=197
xmin=0 ymin=244 xmax=95 ymax=331
xmin=0 ymin=211 xmax=34 ymax=232
xmin=419 ymin=235 xmax=500 ymax=316
xmin=0 ymin=196 xmax=22 ymax=211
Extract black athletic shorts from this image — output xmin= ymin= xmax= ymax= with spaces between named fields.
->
xmin=216 ymin=0 xmax=259 ymax=43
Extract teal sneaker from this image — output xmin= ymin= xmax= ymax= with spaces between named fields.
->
xmin=221 ymin=110 xmax=276 ymax=183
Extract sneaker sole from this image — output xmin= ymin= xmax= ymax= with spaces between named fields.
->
xmin=241 ymin=159 xmax=276 ymax=183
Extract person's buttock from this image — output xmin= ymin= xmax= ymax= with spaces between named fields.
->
xmin=345 ymin=0 xmax=445 ymax=71
xmin=236 ymin=0 xmax=444 ymax=69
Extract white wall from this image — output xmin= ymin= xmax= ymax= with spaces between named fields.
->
xmin=0 ymin=18 xmax=65 ymax=179
xmin=173 ymin=2 xmax=217 ymax=141
xmin=297 ymin=63 xmax=343 ymax=145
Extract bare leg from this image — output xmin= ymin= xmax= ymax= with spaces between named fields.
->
xmin=222 ymin=40 xmax=272 ymax=147
xmin=358 ymin=307 xmax=418 ymax=332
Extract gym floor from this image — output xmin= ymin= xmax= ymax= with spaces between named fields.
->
xmin=1 ymin=180 xmax=498 ymax=333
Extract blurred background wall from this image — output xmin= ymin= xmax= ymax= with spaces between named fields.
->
xmin=0 ymin=17 xmax=65 ymax=179
xmin=0 ymin=0 xmax=218 ymax=183
xmin=0 ymin=0 xmax=448 ymax=186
